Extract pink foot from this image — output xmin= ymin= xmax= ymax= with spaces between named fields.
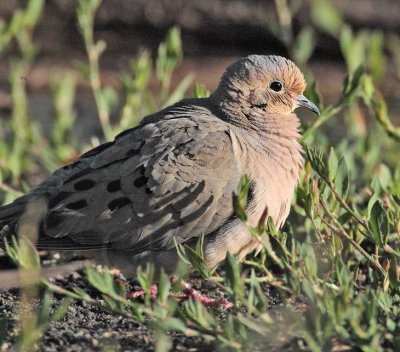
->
xmin=128 ymin=281 xmax=233 ymax=309
xmin=127 ymin=283 xmax=158 ymax=299
xmin=178 ymin=281 xmax=233 ymax=309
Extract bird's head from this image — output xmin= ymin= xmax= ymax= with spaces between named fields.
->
xmin=212 ymin=55 xmax=319 ymax=120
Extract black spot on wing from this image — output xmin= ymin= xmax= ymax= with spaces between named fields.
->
xmin=108 ymin=198 xmax=131 ymax=211
xmin=74 ymin=179 xmax=96 ymax=191
xmin=107 ymin=180 xmax=121 ymax=193
xmin=138 ymin=165 xmax=146 ymax=176
xmin=134 ymin=176 xmax=148 ymax=188
xmin=65 ymin=199 xmax=87 ymax=210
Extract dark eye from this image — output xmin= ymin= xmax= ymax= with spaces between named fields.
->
xmin=269 ymin=80 xmax=283 ymax=92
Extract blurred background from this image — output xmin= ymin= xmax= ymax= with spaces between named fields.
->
xmin=0 ymin=0 xmax=399 ymax=129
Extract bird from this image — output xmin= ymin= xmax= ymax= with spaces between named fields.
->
xmin=0 ymin=55 xmax=319 ymax=283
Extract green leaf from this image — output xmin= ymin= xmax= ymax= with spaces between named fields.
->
xmin=376 ymin=164 xmax=392 ymax=191
xmin=368 ymin=200 xmax=389 ymax=246
xmin=377 ymin=291 xmax=393 ymax=311
xmin=339 ymin=66 xmax=364 ymax=105
xmin=328 ymin=147 xmax=338 ymax=180
xmin=72 ymin=287 xmax=92 ymax=300
xmin=293 ymin=26 xmax=316 ymax=64
xmin=305 ymin=193 xmax=314 ymax=218
xmin=94 ymin=39 xmax=106 ymax=56
xmin=181 ymin=237 xmax=211 ymax=279
xmin=9 ymin=11 xmax=24 ymax=35
xmin=305 ymin=80 xmax=322 ymax=110
xmin=165 ymin=26 xmax=182 ymax=60
xmin=233 ymin=175 xmax=251 ymax=222
xmin=306 ymin=147 xmax=326 ymax=177
xmin=340 ymin=27 xmax=368 ymax=72
xmin=266 ymin=216 xmax=278 ymax=237
xmin=237 ymin=313 xmax=270 ymax=335
xmin=247 ymin=269 xmax=267 ymax=312
xmin=136 ymin=264 xmax=155 ymax=294
xmin=367 ymin=31 xmax=385 ymax=81
xmin=156 ymin=26 xmax=182 ymax=81
xmin=159 ymin=317 xmax=187 ymax=332
xmin=335 ymin=157 xmax=349 ymax=197
xmin=162 ymin=73 xmax=194 ymax=107
xmin=157 ymin=270 xmax=171 ymax=303
xmin=182 ymin=298 xmax=217 ymax=329
xmin=370 ymin=176 xmax=381 ymax=194
xmin=372 ymin=93 xmax=400 ymax=142
xmin=340 ymin=25 xmax=353 ymax=59
xmin=301 ymin=244 xmax=317 ymax=278
xmin=73 ymin=60 xmax=91 ymax=79
xmin=360 ymin=74 xmax=374 ymax=107
xmin=5 ymin=236 xmax=40 ymax=270
xmin=301 ymin=278 xmax=316 ymax=302
xmin=24 ymin=0 xmax=44 ymax=28
xmin=225 ymin=252 xmax=242 ymax=303
xmin=154 ymin=331 xmax=172 ymax=352
xmin=85 ymin=266 xmax=126 ymax=312
xmin=311 ymin=0 xmax=343 ymax=35
xmin=194 ymin=83 xmax=210 ymax=98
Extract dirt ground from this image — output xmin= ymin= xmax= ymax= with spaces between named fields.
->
xmin=0 ymin=250 xmax=301 ymax=352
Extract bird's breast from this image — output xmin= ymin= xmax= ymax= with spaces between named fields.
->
xmin=228 ymin=125 xmax=302 ymax=228
xmin=203 ymin=124 xmax=303 ymax=268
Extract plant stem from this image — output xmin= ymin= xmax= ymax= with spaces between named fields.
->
xmin=320 ymin=200 xmax=385 ymax=275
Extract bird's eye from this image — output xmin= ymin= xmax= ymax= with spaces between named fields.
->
xmin=269 ymin=80 xmax=283 ymax=92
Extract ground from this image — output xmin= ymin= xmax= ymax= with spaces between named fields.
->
xmin=0 ymin=250 xmax=303 ymax=351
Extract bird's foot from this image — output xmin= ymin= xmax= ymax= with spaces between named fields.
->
xmin=127 ymin=280 xmax=233 ymax=309
xmin=177 ymin=280 xmax=233 ymax=308
xmin=128 ymin=283 xmax=158 ymax=299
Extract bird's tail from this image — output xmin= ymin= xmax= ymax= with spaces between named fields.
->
xmin=0 ymin=195 xmax=48 ymax=242
xmin=0 ymin=201 xmax=26 ymax=236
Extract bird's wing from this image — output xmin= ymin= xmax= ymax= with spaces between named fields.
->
xmin=35 ymin=102 xmax=240 ymax=252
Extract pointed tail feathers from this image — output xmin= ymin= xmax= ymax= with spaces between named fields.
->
xmin=0 ymin=201 xmax=27 ymax=236
xmin=0 ymin=195 xmax=48 ymax=240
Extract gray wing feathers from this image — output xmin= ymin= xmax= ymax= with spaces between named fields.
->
xmin=38 ymin=103 xmax=240 ymax=252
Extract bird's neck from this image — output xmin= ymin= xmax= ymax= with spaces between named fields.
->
xmin=210 ymin=86 xmax=251 ymax=128
xmin=210 ymin=90 xmax=304 ymax=178
xmin=226 ymin=111 xmax=304 ymax=183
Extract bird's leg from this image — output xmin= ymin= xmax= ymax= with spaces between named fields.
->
xmin=127 ymin=283 xmax=158 ymax=299
xmin=128 ymin=280 xmax=233 ymax=309
xmin=176 ymin=280 xmax=233 ymax=308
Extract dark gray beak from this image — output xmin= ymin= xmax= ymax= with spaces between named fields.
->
xmin=295 ymin=95 xmax=320 ymax=115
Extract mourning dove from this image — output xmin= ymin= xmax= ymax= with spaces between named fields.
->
xmin=0 ymin=55 xmax=319 ymax=278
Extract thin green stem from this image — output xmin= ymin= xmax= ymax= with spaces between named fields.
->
xmin=320 ymin=199 xmax=385 ymax=275
xmin=0 ymin=182 xmax=24 ymax=197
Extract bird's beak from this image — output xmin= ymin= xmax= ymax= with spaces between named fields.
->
xmin=295 ymin=95 xmax=320 ymax=115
